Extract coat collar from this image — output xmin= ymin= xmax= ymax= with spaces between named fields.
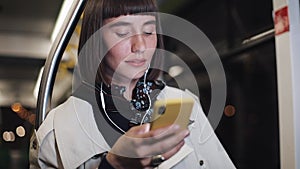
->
xmin=53 ymin=96 xmax=110 ymax=169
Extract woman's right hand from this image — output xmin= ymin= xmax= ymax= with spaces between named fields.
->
xmin=106 ymin=123 xmax=189 ymax=169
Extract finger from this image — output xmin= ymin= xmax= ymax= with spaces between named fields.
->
xmin=117 ymin=125 xmax=188 ymax=158
xmin=151 ymin=127 xmax=189 ymax=144
xmin=127 ymin=124 xmax=178 ymax=139
xmin=161 ymin=140 xmax=185 ymax=160
xmin=144 ymin=124 xmax=181 ymax=139
xmin=147 ymin=129 xmax=189 ymax=155
xmin=143 ymin=141 xmax=185 ymax=168
xmin=126 ymin=123 xmax=150 ymax=136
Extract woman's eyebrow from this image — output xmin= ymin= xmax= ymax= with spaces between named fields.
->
xmin=108 ymin=20 xmax=156 ymax=28
xmin=109 ymin=21 xmax=131 ymax=28
xmin=144 ymin=20 xmax=156 ymax=26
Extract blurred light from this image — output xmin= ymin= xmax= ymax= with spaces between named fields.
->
xmin=9 ymin=132 xmax=15 ymax=142
xmin=11 ymin=102 xmax=30 ymax=119
xmin=168 ymin=65 xmax=184 ymax=77
xmin=224 ymin=105 xmax=236 ymax=117
xmin=11 ymin=103 xmax=22 ymax=112
xmin=16 ymin=126 xmax=26 ymax=137
xmin=28 ymin=114 xmax=36 ymax=125
xmin=3 ymin=131 xmax=15 ymax=142
xmin=2 ymin=131 xmax=9 ymax=141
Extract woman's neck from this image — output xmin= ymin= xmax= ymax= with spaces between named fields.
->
xmin=102 ymin=66 xmax=139 ymax=100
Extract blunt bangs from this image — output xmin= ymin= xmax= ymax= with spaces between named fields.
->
xmin=102 ymin=0 xmax=158 ymax=19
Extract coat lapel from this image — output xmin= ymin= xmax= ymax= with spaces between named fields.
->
xmin=53 ymin=97 xmax=110 ymax=169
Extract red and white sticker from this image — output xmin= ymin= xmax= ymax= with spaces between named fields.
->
xmin=274 ymin=6 xmax=290 ymax=36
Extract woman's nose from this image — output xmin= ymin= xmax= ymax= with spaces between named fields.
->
xmin=132 ymin=34 xmax=146 ymax=54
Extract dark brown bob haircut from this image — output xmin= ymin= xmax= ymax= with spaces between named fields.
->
xmin=78 ymin=0 xmax=164 ymax=84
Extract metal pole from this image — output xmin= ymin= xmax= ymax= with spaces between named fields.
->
xmin=221 ymin=28 xmax=275 ymax=62
xmin=35 ymin=0 xmax=87 ymax=129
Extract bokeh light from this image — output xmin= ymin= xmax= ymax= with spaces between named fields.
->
xmin=16 ymin=126 xmax=26 ymax=137
xmin=224 ymin=105 xmax=236 ymax=117
xmin=3 ymin=131 xmax=15 ymax=142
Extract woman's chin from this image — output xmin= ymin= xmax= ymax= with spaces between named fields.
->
xmin=130 ymin=71 xmax=147 ymax=81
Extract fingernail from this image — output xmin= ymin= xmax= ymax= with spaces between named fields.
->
xmin=140 ymin=123 xmax=150 ymax=134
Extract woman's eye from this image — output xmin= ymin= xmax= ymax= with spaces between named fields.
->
xmin=143 ymin=26 xmax=156 ymax=36
xmin=144 ymin=31 xmax=154 ymax=35
xmin=116 ymin=32 xmax=129 ymax=37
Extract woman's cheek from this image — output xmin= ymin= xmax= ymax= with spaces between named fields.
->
xmin=108 ymin=44 xmax=130 ymax=65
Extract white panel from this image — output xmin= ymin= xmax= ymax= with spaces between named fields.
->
xmin=289 ymin=0 xmax=300 ymax=168
xmin=273 ymin=0 xmax=300 ymax=168
xmin=275 ymin=33 xmax=296 ymax=169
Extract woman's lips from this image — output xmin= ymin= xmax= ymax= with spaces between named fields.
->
xmin=125 ymin=59 xmax=147 ymax=67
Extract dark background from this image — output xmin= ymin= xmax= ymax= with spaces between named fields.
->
xmin=0 ymin=0 xmax=279 ymax=168
xmin=160 ymin=0 xmax=279 ymax=168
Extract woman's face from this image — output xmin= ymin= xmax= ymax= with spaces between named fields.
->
xmin=102 ymin=15 xmax=157 ymax=84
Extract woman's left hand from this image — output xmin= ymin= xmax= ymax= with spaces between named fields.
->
xmin=106 ymin=123 xmax=189 ymax=169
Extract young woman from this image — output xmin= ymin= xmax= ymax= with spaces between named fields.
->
xmin=31 ymin=0 xmax=236 ymax=168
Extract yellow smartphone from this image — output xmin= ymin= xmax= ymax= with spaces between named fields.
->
xmin=150 ymin=98 xmax=194 ymax=130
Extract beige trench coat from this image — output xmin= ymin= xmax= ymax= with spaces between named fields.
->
xmin=29 ymin=86 xmax=236 ymax=169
